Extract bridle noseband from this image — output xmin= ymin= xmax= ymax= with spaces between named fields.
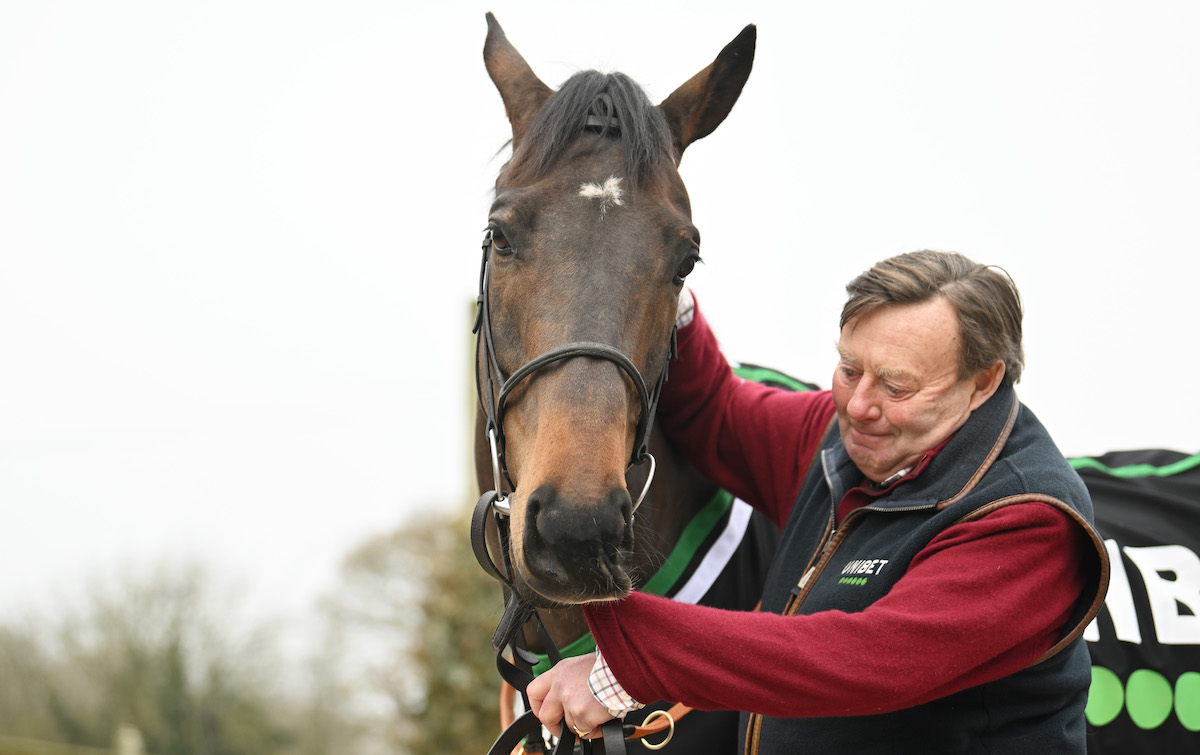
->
xmin=472 ymin=231 xmax=675 ymax=517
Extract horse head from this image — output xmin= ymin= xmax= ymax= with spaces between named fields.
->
xmin=477 ymin=13 xmax=754 ymax=607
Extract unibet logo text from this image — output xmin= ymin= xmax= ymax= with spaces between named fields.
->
xmin=839 ymin=559 xmax=889 ymax=586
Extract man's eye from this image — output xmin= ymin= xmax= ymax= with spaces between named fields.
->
xmin=883 ymin=382 xmax=909 ymax=397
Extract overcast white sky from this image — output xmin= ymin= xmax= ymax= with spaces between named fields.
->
xmin=3 ymin=1 xmax=1198 ymax=630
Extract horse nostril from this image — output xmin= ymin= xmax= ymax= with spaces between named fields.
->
xmin=607 ymin=488 xmax=634 ymax=547
xmin=529 ymin=484 xmax=633 ymax=558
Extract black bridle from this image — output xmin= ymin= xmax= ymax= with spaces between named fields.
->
xmin=471 ymin=230 xmax=676 ymax=515
xmin=470 ymin=227 xmax=679 ymax=754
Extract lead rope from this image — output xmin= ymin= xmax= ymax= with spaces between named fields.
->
xmin=499 ymin=682 xmax=687 ymax=752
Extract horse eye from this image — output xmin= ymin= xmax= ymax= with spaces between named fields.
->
xmin=674 ymin=255 xmax=700 ymax=284
xmin=488 ymin=227 xmax=514 ymax=257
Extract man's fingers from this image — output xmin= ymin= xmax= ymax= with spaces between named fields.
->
xmin=527 ymin=667 xmax=565 ymax=735
xmin=526 ymin=673 xmax=549 ymax=716
xmin=524 ymin=654 xmax=609 ymax=740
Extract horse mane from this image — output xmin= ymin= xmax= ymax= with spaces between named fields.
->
xmin=505 ymin=70 xmax=677 ymax=190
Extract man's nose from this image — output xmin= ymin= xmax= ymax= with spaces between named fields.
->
xmin=847 ymin=379 xmax=881 ymax=421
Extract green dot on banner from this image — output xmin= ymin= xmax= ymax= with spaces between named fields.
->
xmin=1177 ymin=672 xmax=1200 ymax=732
xmin=1126 ymin=669 xmax=1172 ymax=730
xmin=1086 ymin=666 xmax=1124 ymax=727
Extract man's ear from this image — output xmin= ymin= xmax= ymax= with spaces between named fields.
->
xmin=968 ymin=360 xmax=1006 ymax=411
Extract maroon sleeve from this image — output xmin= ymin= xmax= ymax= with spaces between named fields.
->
xmin=584 ymin=502 xmax=1090 ymax=717
xmin=658 ymin=296 xmax=836 ymax=528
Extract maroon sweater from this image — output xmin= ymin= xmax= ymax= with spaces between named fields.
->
xmin=583 ymin=300 xmax=1089 ymax=716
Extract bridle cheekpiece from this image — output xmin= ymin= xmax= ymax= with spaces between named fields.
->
xmin=472 ymin=230 xmax=674 ymax=518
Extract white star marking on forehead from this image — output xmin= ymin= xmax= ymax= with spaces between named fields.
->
xmin=578 ymin=176 xmax=624 ymax=215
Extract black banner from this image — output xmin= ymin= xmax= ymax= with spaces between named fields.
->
xmin=1074 ymin=449 xmax=1200 ymax=751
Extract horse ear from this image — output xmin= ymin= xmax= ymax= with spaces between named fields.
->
xmin=658 ymin=24 xmax=756 ymax=159
xmin=484 ymin=13 xmax=553 ymax=148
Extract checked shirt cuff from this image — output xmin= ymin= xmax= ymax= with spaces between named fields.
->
xmin=588 ymin=650 xmax=645 ymax=719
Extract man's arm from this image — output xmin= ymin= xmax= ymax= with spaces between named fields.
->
xmin=582 ymin=503 xmax=1090 ymax=717
xmin=658 ymin=292 xmax=835 ymax=528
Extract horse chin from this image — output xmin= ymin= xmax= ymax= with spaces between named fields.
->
xmin=512 ymin=562 xmax=634 ymax=608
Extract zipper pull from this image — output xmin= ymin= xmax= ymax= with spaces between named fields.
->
xmin=791 ymin=566 xmax=816 ymax=595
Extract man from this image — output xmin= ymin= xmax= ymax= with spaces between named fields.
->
xmin=529 ymin=250 xmax=1109 ymax=753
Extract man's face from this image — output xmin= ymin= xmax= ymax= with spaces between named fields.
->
xmin=832 ymin=297 xmax=1000 ymax=483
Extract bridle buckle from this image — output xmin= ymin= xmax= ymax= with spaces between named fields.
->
xmin=487 ymin=426 xmax=510 ymax=516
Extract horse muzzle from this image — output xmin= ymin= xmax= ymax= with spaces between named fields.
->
xmin=513 ymin=483 xmax=635 ymax=605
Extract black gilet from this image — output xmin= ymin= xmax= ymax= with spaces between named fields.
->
xmin=740 ymin=382 xmax=1109 ymax=755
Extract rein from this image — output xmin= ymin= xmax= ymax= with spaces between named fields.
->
xmin=471 ymin=230 xmax=685 ymax=753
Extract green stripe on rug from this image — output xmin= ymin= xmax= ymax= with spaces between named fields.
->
xmin=1068 ymin=451 xmax=1200 ymax=478
xmin=530 ymin=490 xmax=734 ymax=675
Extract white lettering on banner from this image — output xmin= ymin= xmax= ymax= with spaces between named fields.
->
xmin=1085 ymin=539 xmax=1200 ymax=645
xmin=1123 ymin=544 xmax=1200 ymax=645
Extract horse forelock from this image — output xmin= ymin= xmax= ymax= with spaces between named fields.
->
xmin=504 ymin=70 xmax=677 ymax=190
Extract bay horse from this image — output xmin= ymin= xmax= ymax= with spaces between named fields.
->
xmin=472 ymin=13 xmax=780 ymax=753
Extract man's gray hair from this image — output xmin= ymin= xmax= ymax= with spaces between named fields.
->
xmin=840 ymin=250 xmax=1024 ymax=385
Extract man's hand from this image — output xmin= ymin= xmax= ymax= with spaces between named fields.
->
xmin=526 ymin=653 xmax=613 ymax=740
